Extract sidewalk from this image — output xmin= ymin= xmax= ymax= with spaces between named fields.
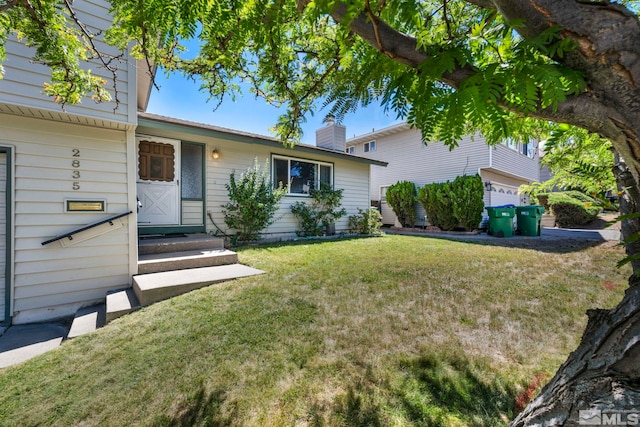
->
xmin=385 ymin=226 xmax=621 ymax=242
xmin=0 ymin=322 xmax=69 ymax=369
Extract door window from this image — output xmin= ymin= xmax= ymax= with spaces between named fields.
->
xmin=138 ymin=140 xmax=175 ymax=182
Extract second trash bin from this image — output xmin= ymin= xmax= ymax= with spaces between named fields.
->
xmin=516 ymin=205 xmax=545 ymax=236
xmin=486 ymin=206 xmax=516 ymax=237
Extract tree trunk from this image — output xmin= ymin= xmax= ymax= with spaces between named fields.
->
xmin=511 ymin=159 xmax=640 ymax=426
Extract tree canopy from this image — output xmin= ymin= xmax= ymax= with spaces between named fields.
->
xmin=2 ymin=0 xmax=640 ymax=425
xmin=523 ymin=126 xmax=617 ymax=199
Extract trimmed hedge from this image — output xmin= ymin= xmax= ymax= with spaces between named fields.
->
xmin=386 ymin=181 xmax=417 ymax=227
xmin=417 ymin=182 xmax=457 ymax=231
xmin=417 ymin=174 xmax=484 ymax=231
xmin=539 ymin=192 xmax=601 ymax=227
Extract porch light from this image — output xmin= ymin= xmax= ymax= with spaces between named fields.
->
xmin=212 ymin=148 xmax=220 ymax=159
xmin=484 ymin=182 xmax=492 ymax=191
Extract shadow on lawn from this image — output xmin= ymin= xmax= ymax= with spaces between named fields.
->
xmin=153 ymin=385 xmax=237 ymax=427
xmin=233 ymin=231 xmax=607 ymax=255
xmin=427 ymin=234 xmax=607 ymax=254
xmin=330 ymin=353 xmax=518 ymax=427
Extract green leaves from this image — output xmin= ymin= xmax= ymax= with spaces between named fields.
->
xmin=386 ymin=180 xmax=417 ymax=228
xmin=223 ymin=159 xmax=286 ymax=241
xmin=1 ymin=0 xmax=118 ymax=106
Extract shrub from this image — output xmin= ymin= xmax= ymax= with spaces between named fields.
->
xmin=386 ymin=181 xmax=417 ymax=227
xmin=562 ymin=190 xmax=596 ymax=204
xmin=545 ymin=192 xmax=601 ymax=227
xmin=223 ymin=160 xmax=286 ymax=242
xmin=417 ymin=182 xmax=457 ymax=231
xmin=348 ymin=208 xmax=383 ymax=235
xmin=291 ymin=184 xmax=347 ymax=236
xmin=451 ymin=175 xmax=484 ymax=231
xmin=417 ymin=175 xmax=484 ymax=231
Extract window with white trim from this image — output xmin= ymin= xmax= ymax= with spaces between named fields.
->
xmin=346 ymin=146 xmax=355 ymax=154
xmin=503 ymin=137 xmax=517 ymax=150
xmin=272 ymin=155 xmax=333 ymax=195
xmin=364 ymin=140 xmax=376 ymax=152
xmin=521 ymin=141 xmax=536 ymax=158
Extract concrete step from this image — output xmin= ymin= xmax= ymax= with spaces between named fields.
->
xmin=137 ymin=249 xmax=238 ymax=274
xmin=138 ymin=233 xmax=224 ymax=255
xmin=106 ymin=288 xmax=141 ymax=323
xmin=133 ymin=264 xmax=264 ymax=306
xmin=68 ymin=304 xmax=106 ymax=339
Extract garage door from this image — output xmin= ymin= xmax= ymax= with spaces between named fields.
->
xmin=0 ymin=152 xmax=7 ymax=325
xmin=490 ymin=183 xmax=521 ymax=206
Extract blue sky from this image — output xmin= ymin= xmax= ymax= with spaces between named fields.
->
xmin=146 ymin=72 xmax=402 ymax=145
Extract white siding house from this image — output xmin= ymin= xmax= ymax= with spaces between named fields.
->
xmin=0 ymin=0 xmax=139 ymax=324
xmin=0 ymin=0 xmax=383 ymax=325
xmin=347 ymin=123 xmax=540 ymax=226
xmin=136 ymin=113 xmax=382 ymax=239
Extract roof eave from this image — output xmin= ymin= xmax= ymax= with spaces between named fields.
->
xmin=137 ymin=112 xmax=388 ymax=167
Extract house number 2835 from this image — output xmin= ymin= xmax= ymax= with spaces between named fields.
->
xmin=72 ymin=149 xmax=80 ymax=190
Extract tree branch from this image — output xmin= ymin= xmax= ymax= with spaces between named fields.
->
xmin=62 ymin=0 xmax=125 ymax=110
xmin=460 ymin=0 xmax=496 ymax=9
xmin=0 ymin=0 xmax=19 ymax=12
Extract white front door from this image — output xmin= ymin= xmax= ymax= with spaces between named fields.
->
xmin=136 ymin=137 xmax=181 ymax=225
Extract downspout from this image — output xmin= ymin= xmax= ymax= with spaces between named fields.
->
xmin=3 ymin=148 xmax=12 ymax=326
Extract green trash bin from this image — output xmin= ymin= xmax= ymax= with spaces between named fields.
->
xmin=516 ymin=205 xmax=545 ymax=236
xmin=486 ymin=206 xmax=516 ymax=237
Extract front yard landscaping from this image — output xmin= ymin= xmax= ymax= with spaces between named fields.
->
xmin=0 ymin=235 xmax=629 ymax=426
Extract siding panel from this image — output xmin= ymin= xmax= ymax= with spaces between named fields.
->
xmin=0 ymin=0 xmax=133 ymax=124
xmin=0 ymin=114 xmax=133 ymax=323
xmin=0 ymin=153 xmax=5 ymax=323
xmin=182 ymin=201 xmax=204 ymax=225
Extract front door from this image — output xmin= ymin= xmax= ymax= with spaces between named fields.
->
xmin=136 ymin=137 xmax=181 ymax=225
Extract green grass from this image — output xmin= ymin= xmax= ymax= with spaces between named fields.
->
xmin=0 ymin=235 xmax=629 ymax=426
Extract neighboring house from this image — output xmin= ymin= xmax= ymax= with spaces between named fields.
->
xmin=346 ymin=123 xmax=540 ymax=226
xmin=0 ymin=0 xmax=383 ymax=325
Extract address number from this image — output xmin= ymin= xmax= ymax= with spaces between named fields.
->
xmin=72 ymin=149 xmax=80 ymax=190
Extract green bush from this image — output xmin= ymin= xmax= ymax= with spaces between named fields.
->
xmin=562 ymin=190 xmax=596 ymax=204
xmin=417 ymin=182 xmax=457 ymax=231
xmin=451 ymin=175 xmax=484 ymax=231
xmin=417 ymin=175 xmax=485 ymax=231
xmin=348 ymin=208 xmax=383 ymax=235
xmin=291 ymin=184 xmax=347 ymax=236
xmin=223 ymin=160 xmax=286 ymax=241
xmin=543 ymin=192 xmax=601 ymax=227
xmin=386 ymin=181 xmax=416 ymax=227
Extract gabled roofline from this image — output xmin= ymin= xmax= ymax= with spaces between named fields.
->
xmin=346 ymin=122 xmax=412 ymax=146
xmin=137 ymin=112 xmax=388 ymax=167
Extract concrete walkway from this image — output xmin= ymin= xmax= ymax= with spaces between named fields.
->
xmin=385 ymin=226 xmax=622 ymax=242
xmin=0 ymin=323 xmax=68 ymax=368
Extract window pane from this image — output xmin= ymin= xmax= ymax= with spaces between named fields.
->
xmin=290 ymin=160 xmax=316 ymax=194
xmin=273 ymin=159 xmax=289 ymax=189
xmin=320 ymin=165 xmax=331 ymax=186
xmin=181 ymin=143 xmax=203 ymax=199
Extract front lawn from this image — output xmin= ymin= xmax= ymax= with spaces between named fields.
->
xmin=0 ymin=235 xmax=628 ymax=426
